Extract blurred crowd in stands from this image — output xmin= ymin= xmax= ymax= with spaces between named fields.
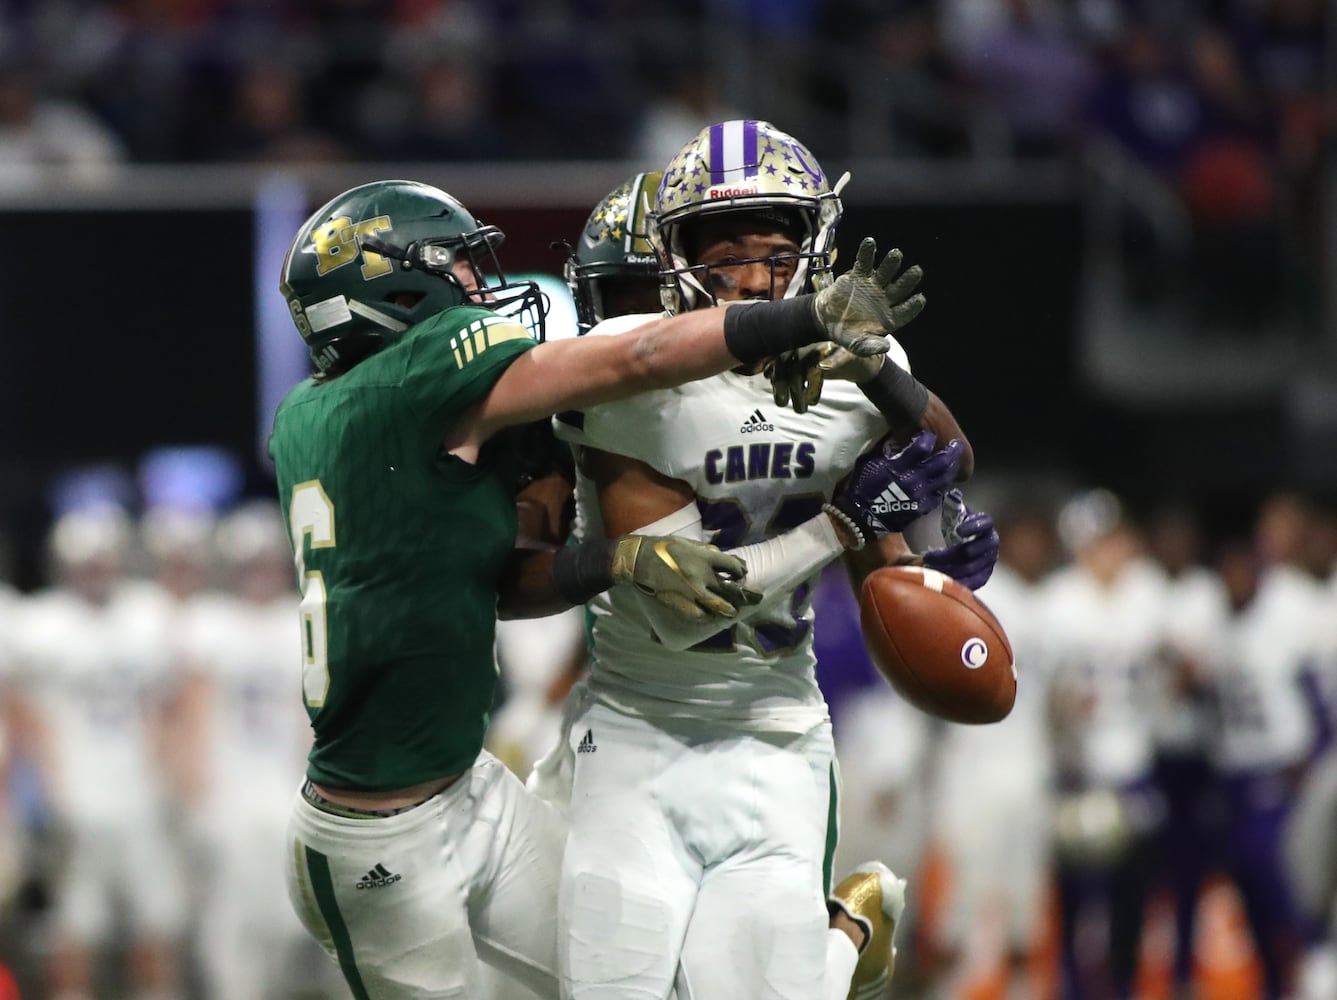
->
xmin=0 ymin=0 xmax=1325 ymax=172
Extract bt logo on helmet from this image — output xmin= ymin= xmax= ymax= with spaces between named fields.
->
xmin=710 ymin=187 xmax=759 ymax=198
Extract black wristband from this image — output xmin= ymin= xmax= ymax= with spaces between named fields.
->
xmin=722 ymin=296 xmax=824 ymax=364
xmin=860 ymin=358 xmax=929 ymax=435
xmin=551 ymin=539 xmax=616 ymax=605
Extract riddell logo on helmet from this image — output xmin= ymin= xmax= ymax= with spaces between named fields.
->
xmin=710 ymin=187 xmax=759 ymax=198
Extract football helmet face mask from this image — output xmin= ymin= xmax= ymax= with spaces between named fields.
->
xmin=650 ymin=120 xmax=847 ymax=314
xmin=281 ymin=180 xmax=545 ymax=374
xmin=565 ymin=171 xmax=663 ymax=333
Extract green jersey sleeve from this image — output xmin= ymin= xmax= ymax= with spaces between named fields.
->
xmin=401 ymin=307 xmax=538 ymax=440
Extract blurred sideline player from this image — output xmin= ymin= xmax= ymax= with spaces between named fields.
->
xmin=272 ymin=178 xmax=914 ymax=999
xmin=550 ymin=123 xmax=996 ymax=1000
xmin=1205 ymin=495 xmax=1329 ymax=1000
xmin=929 ymin=500 xmax=1060 ymax=1000
xmin=8 ymin=505 xmax=184 ymax=1000
xmin=170 ymin=500 xmax=347 ymax=1000
xmin=1044 ymin=490 xmax=1168 ymax=1000
xmin=1143 ymin=503 xmax=1230 ymax=997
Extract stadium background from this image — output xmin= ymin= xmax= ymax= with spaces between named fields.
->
xmin=0 ymin=1 xmax=1333 ymax=999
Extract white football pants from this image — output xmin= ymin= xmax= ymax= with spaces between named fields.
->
xmin=285 ymin=751 xmax=566 ymax=1000
xmin=559 ymin=701 xmax=837 ymax=1000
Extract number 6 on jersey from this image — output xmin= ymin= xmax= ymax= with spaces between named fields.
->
xmin=289 ymin=480 xmax=335 ymax=707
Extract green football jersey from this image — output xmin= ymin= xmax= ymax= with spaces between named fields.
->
xmin=269 ymin=306 xmax=537 ymax=790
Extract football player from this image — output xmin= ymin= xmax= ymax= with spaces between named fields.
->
xmin=1043 ymin=489 xmax=1169 ymax=1000
xmin=549 ymin=121 xmax=994 ymax=1000
xmin=1206 ymin=494 xmax=1330 ymax=1000
xmin=8 ymin=505 xmax=185 ymax=1000
xmin=273 ymin=178 xmax=923 ymax=999
xmin=557 ymin=170 xmax=950 ymax=1000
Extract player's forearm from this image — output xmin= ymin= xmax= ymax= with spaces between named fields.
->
xmin=856 ymin=360 xmax=972 ymax=482
xmin=921 ymin=392 xmax=973 ymax=481
xmin=496 ymin=548 xmax=575 ymax=620
xmin=476 ymin=300 xmax=827 ymax=437
xmin=591 ymin=299 xmax=829 ymax=397
xmin=842 ymin=533 xmax=915 ymax=595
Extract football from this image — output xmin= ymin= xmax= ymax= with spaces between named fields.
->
xmin=858 ymin=565 xmax=1016 ymax=724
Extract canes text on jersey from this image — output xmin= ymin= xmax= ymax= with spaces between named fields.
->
xmin=704 ymin=442 xmax=816 ymax=484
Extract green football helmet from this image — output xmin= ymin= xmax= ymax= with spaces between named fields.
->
xmin=650 ymin=120 xmax=848 ymax=314
xmin=280 ymin=179 xmax=545 ymax=373
xmin=565 ymin=171 xmax=663 ymax=333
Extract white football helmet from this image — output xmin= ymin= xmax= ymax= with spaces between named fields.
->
xmin=650 ymin=119 xmax=847 ymax=314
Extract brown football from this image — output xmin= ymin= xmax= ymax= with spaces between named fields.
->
xmin=858 ymin=565 xmax=1016 ymax=724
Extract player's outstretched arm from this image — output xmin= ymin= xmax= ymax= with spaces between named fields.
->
xmin=453 ymin=239 xmax=912 ymax=454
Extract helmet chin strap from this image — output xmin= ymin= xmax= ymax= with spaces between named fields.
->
xmin=346 ymin=299 xmax=408 ymax=333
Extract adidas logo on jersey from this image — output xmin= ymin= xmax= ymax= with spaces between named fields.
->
xmin=355 ymin=863 xmax=401 ymax=889
xmin=740 ymin=408 xmax=774 ymax=434
xmin=577 ymin=729 xmax=597 ymax=753
xmin=870 ymin=482 xmax=918 ymax=515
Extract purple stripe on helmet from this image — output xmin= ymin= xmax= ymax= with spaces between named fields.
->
xmin=709 ymin=122 xmax=726 ymax=186
xmin=744 ymin=120 xmax=759 ymax=178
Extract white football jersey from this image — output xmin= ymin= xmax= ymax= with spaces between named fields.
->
xmin=11 ymin=585 xmax=173 ymax=818
xmin=1209 ymin=564 xmax=1326 ymax=772
xmin=1041 ymin=557 xmax=1169 ymax=786
xmin=1151 ymin=566 xmax=1229 ymax=750
xmin=554 ymin=313 xmax=901 ymax=732
xmin=180 ymin=594 xmax=311 ymax=802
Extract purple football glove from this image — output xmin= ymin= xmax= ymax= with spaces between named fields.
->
xmin=921 ymin=490 xmax=999 ymax=590
xmin=832 ymin=431 xmax=962 ymax=542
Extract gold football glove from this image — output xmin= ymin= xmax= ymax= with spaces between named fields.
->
xmin=811 ymin=238 xmax=926 ymax=359
xmin=764 ymin=341 xmax=887 ymax=414
xmin=610 ymin=535 xmax=762 ymax=621
xmin=770 ymin=242 xmax=924 ymax=412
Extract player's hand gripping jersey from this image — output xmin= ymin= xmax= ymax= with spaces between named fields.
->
xmin=268 ymin=306 xmax=536 ymax=790
xmin=555 ymin=314 xmax=909 ymax=733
